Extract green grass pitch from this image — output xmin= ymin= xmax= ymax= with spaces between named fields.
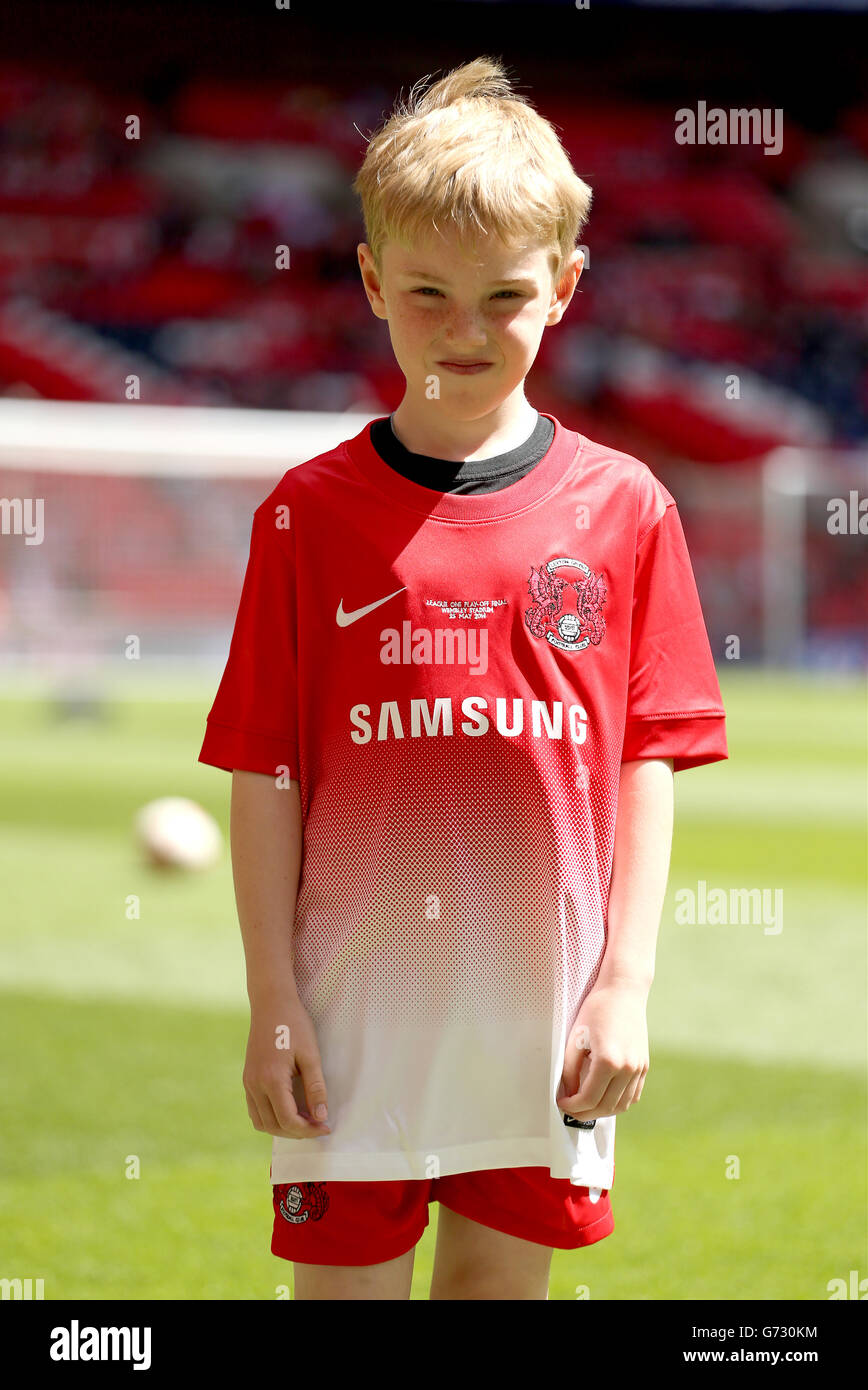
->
xmin=0 ymin=670 xmax=864 ymax=1300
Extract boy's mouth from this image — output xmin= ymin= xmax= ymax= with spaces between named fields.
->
xmin=436 ymin=359 xmax=494 ymax=374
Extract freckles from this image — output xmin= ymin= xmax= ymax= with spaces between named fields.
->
xmin=402 ymin=307 xmax=441 ymax=333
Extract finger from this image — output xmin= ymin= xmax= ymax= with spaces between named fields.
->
xmin=246 ymin=1091 xmax=265 ymax=1131
xmin=297 ymin=1057 xmax=329 ymax=1125
xmin=561 ymin=1045 xmax=590 ymax=1098
xmin=253 ymin=1089 xmax=285 ymax=1136
xmin=274 ymin=1079 xmax=330 ymax=1135
xmin=596 ymin=1074 xmax=633 ymax=1115
xmin=589 ymin=1070 xmax=643 ymax=1118
xmin=254 ymin=1085 xmax=324 ymax=1139
xmin=561 ymin=1055 xmax=612 ymax=1112
xmin=621 ymin=1073 xmax=644 ymax=1110
xmin=562 ymin=1065 xmax=638 ymax=1120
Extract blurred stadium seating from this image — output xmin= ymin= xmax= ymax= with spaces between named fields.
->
xmin=0 ymin=39 xmax=865 ymax=671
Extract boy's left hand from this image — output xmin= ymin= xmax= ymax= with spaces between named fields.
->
xmin=557 ymin=981 xmax=650 ymax=1122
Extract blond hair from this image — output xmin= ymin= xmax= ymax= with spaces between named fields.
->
xmin=352 ymin=56 xmax=592 ymax=289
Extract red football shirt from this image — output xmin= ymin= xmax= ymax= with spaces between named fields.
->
xmin=199 ymin=412 xmax=727 ymax=1187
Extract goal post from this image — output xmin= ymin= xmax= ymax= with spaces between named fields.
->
xmin=761 ymin=445 xmax=868 ymax=669
xmin=0 ymin=397 xmax=376 ymax=476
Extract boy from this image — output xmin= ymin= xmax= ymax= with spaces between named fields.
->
xmin=198 ymin=56 xmax=728 ymax=1301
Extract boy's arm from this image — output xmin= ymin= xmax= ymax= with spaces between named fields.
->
xmin=596 ymin=755 xmax=674 ymax=992
xmin=230 ymin=769 xmax=303 ymax=1006
xmin=557 ymin=756 xmax=674 ymax=1121
xmin=231 ymin=770 xmax=331 ymax=1137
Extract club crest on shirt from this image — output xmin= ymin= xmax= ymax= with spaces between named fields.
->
xmin=525 ymin=557 xmax=607 ymax=653
xmin=276 ymin=1182 xmax=330 ymax=1224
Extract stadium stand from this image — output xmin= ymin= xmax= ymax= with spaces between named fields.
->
xmin=0 ymin=61 xmax=865 ymax=664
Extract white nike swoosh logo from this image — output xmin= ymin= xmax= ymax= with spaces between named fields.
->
xmin=336 ymin=587 xmax=407 ymax=627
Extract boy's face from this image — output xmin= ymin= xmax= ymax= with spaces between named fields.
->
xmin=357 ymin=228 xmax=583 ymax=420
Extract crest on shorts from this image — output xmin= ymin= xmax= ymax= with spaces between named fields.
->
xmin=525 ymin=557 xmax=607 ymax=653
xmin=276 ymin=1182 xmax=330 ymax=1224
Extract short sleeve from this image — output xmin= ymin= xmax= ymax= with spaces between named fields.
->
xmin=198 ymin=499 xmax=299 ymax=778
xmin=622 ymin=501 xmax=728 ymax=772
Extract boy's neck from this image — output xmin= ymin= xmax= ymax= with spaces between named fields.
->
xmin=389 ymin=392 xmax=540 ymax=462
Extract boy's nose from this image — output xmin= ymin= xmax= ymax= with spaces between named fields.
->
xmin=443 ymin=319 xmax=488 ymax=347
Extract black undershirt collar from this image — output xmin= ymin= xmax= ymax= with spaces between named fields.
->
xmin=369 ymin=411 xmax=554 ymax=495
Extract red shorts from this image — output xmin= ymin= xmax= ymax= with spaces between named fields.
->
xmin=271 ymin=1168 xmax=614 ymax=1266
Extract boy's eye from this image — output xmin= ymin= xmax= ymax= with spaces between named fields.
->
xmin=410 ymin=288 xmax=523 ymax=300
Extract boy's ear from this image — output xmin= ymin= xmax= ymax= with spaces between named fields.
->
xmin=547 ymin=248 xmax=584 ymax=326
xmin=357 ymin=243 xmax=388 ymax=320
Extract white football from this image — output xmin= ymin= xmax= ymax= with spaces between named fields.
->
xmin=135 ymin=796 xmax=223 ymax=870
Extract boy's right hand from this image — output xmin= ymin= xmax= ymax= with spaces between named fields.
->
xmin=243 ymin=995 xmax=331 ymax=1140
